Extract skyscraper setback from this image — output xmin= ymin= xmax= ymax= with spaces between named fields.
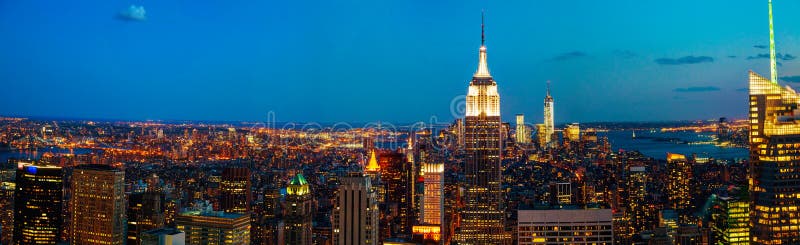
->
xmin=458 ymin=14 xmax=508 ymax=244
xmin=748 ymin=1 xmax=800 ymax=244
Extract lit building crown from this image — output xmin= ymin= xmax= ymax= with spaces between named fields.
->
xmin=287 ymin=173 xmax=309 ymax=196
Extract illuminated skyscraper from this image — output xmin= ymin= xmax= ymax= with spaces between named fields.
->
xmin=332 ymin=173 xmax=379 ymax=245
xmin=0 ymin=182 xmax=14 ymax=245
xmin=14 ymin=163 xmax=63 ymax=245
xmin=458 ymin=13 xmax=508 ymax=244
xmin=70 ymin=164 xmax=125 ymax=245
xmin=422 ymin=162 xmax=443 ymax=226
xmin=515 ymin=114 xmax=529 ymax=144
xmin=626 ymin=166 xmax=649 ymax=236
xmin=285 ymin=173 xmax=312 ymax=245
xmin=543 ymin=81 xmax=554 ymax=147
xmin=666 ymin=153 xmax=693 ymax=223
xmin=220 ymin=167 xmax=252 ymax=213
xmin=748 ymin=1 xmax=800 ymax=243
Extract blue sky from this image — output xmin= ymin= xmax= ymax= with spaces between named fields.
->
xmin=1 ymin=0 xmax=799 ymax=123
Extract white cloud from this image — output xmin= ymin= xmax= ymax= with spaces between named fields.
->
xmin=118 ymin=5 xmax=146 ymax=21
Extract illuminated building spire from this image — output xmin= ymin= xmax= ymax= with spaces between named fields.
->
xmin=474 ymin=11 xmax=491 ymax=78
xmin=366 ymin=150 xmax=380 ymax=172
xmin=769 ymin=0 xmax=778 ymax=84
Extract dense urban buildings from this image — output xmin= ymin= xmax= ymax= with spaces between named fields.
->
xmin=2 ymin=2 xmax=799 ymax=245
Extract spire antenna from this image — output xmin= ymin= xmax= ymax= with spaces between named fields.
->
xmin=481 ymin=10 xmax=485 ymax=46
xmin=769 ymin=0 xmax=778 ymax=84
xmin=547 ymin=80 xmax=551 ymax=96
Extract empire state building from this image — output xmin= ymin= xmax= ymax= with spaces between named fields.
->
xmin=457 ymin=14 xmax=509 ymax=244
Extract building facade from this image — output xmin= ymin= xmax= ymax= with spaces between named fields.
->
xmin=70 ymin=164 xmax=126 ymax=245
xmin=517 ymin=209 xmax=613 ymax=245
xmin=332 ymin=173 xmax=379 ymax=245
xmin=175 ymin=203 xmax=251 ymax=245
xmin=220 ymin=167 xmax=252 ymax=213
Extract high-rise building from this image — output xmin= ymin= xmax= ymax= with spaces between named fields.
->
xmin=0 ymin=182 xmax=14 ymax=244
xmin=666 ymin=153 xmax=693 ymax=223
xmin=14 ymin=163 xmax=63 ymax=245
xmin=543 ymin=81 xmax=554 ymax=147
xmin=220 ymin=167 xmax=252 ymax=213
xmin=422 ymin=162 xmax=443 ymax=226
xmin=458 ymin=13 xmax=508 ymax=244
xmin=626 ymin=166 xmax=650 ymax=236
xmin=176 ymin=201 xmax=251 ymax=245
xmin=128 ymin=191 xmax=166 ymax=245
xmin=70 ymin=164 xmax=126 ymax=245
xmin=332 ymin=173 xmax=379 ymax=245
xmin=515 ymin=114 xmax=529 ymax=144
xmin=412 ymin=162 xmax=444 ymax=244
xmin=710 ymin=187 xmax=750 ymax=245
xmin=285 ymin=173 xmax=312 ymax=245
xmin=378 ymin=150 xmax=412 ymax=239
xmin=517 ymin=209 xmax=614 ymax=245
xmin=748 ymin=1 xmax=800 ymax=243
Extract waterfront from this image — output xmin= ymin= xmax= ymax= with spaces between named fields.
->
xmin=605 ymin=130 xmax=748 ymax=161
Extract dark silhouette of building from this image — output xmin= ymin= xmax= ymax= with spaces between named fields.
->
xmin=14 ymin=162 xmax=63 ymax=245
xmin=220 ymin=167 xmax=252 ymax=213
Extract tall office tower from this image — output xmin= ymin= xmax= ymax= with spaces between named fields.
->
xmin=517 ymin=209 xmax=614 ymax=245
xmin=176 ymin=201 xmax=251 ymax=245
xmin=220 ymin=167 xmax=252 ymax=213
xmin=665 ymin=153 xmax=693 ymax=223
xmin=459 ymin=13 xmax=508 ymax=244
xmin=626 ymin=166 xmax=650 ymax=237
xmin=564 ymin=123 xmax=580 ymax=142
xmin=128 ymin=191 xmax=166 ymax=245
xmin=285 ymin=174 xmax=313 ymax=245
xmin=70 ymin=164 xmax=125 ymax=245
xmin=515 ymin=114 xmax=529 ymax=144
xmin=412 ymin=162 xmax=445 ymax=244
xmin=710 ymin=187 xmax=750 ymax=245
xmin=749 ymin=1 xmax=800 ymax=243
xmin=0 ymin=182 xmax=14 ymax=244
xmin=378 ymin=150 xmax=412 ymax=239
xmin=14 ymin=163 xmax=63 ymax=245
xmin=543 ymin=81 xmax=554 ymax=147
xmin=422 ymin=162 xmax=444 ymax=226
xmin=332 ymin=173 xmax=379 ymax=245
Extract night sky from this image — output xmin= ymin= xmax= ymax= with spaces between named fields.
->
xmin=2 ymin=0 xmax=799 ymax=123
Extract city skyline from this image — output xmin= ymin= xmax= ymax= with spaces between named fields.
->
xmin=3 ymin=1 xmax=800 ymax=123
